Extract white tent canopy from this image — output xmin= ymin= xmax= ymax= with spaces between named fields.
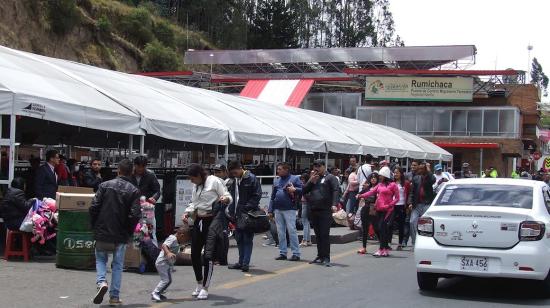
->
xmin=0 ymin=45 xmax=452 ymax=164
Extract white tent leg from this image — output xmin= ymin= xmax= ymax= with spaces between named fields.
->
xmin=128 ymin=135 xmax=133 ymax=157
xmin=140 ymin=135 xmax=145 ymax=155
xmin=282 ymin=148 xmax=287 ymax=163
xmin=224 ymin=144 xmax=229 ymax=164
xmin=274 ymin=148 xmax=277 ymax=176
xmin=325 ymin=152 xmax=329 ymax=167
xmin=8 ymin=114 xmax=15 ymax=184
xmin=215 ymin=146 xmax=219 ymax=162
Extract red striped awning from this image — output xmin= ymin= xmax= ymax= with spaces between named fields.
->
xmin=433 ymin=142 xmax=500 ymax=149
xmin=239 ymin=79 xmax=314 ymax=107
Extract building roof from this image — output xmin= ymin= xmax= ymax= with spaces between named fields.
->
xmin=184 ymin=45 xmax=477 ymax=75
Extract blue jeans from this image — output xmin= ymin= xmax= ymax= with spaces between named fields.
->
xmin=275 ymin=209 xmax=300 ymax=257
xmin=95 ymin=243 xmax=126 ymax=299
xmin=301 ymin=203 xmax=311 ymax=242
xmin=410 ymin=203 xmax=430 ymax=246
xmin=235 ymin=229 xmax=254 ymax=266
xmin=346 ymin=191 xmax=359 ymax=214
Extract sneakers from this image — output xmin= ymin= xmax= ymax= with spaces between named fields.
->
xmin=197 ymin=289 xmax=209 ymax=300
xmin=382 ymin=249 xmax=390 ymax=257
xmin=151 ymin=292 xmax=162 ymax=302
xmin=241 ymin=265 xmax=250 ymax=272
xmin=357 ymin=248 xmax=366 ymax=255
xmin=322 ymin=258 xmax=332 ymax=267
xmin=93 ymin=282 xmax=108 ymax=304
xmin=108 ymin=298 xmax=122 ymax=306
xmin=309 ymin=257 xmax=323 ymax=264
xmin=289 ymin=255 xmax=300 ymax=262
xmin=275 ymin=255 xmax=287 ymax=260
xmin=192 ymin=286 xmax=202 ymax=297
xmin=299 ymin=241 xmax=307 ymax=247
xmin=262 ymin=240 xmax=276 ymax=247
xmin=373 ymin=249 xmax=383 ymax=258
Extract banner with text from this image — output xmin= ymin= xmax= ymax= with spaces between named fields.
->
xmin=365 ymin=76 xmax=473 ymax=102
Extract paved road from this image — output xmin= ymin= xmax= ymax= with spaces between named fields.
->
xmin=1 ymin=236 xmax=549 ymax=308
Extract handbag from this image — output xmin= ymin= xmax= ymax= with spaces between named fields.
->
xmin=353 ymin=206 xmax=363 ymax=229
xmin=237 ymin=209 xmax=270 ymax=233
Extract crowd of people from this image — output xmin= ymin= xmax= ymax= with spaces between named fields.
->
xmin=5 ymin=150 xmax=550 ymax=306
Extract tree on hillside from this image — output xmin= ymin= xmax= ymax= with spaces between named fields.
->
xmin=531 ymin=58 xmax=549 ymax=96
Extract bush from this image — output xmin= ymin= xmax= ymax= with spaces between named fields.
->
xmin=47 ymin=0 xmax=81 ymax=35
xmin=153 ymin=20 xmax=175 ymax=47
xmin=97 ymin=15 xmax=112 ymax=35
xmin=119 ymin=7 xmax=154 ymax=47
xmin=142 ymin=41 xmax=180 ymax=72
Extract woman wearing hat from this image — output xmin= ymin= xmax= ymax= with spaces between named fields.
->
xmin=357 ymin=166 xmax=399 ymax=257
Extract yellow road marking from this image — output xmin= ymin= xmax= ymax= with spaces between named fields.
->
xmin=151 ymin=248 xmax=360 ymax=308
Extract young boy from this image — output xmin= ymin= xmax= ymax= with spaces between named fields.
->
xmin=151 ymin=227 xmax=189 ymax=302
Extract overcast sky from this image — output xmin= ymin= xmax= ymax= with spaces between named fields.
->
xmin=391 ymin=0 xmax=548 ymax=75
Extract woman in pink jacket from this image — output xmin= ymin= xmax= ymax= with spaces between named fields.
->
xmin=357 ymin=166 xmax=399 ymax=257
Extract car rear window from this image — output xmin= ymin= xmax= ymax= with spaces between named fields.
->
xmin=435 ymin=184 xmax=533 ymax=209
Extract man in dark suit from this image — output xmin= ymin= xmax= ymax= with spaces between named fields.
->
xmin=34 ymin=150 xmax=60 ymax=200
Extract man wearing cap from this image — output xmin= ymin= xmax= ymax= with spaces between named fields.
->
xmin=213 ymin=164 xmax=228 ymax=182
xmin=303 ymin=159 xmax=340 ymax=267
xmin=460 ymin=162 xmax=473 ymax=178
xmin=432 ymin=164 xmax=451 ymax=193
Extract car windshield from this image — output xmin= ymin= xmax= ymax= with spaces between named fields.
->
xmin=435 ymin=184 xmax=533 ymax=209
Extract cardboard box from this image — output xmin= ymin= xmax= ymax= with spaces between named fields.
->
xmin=56 ymin=193 xmax=95 ymax=211
xmin=124 ymin=243 xmax=143 ymax=268
xmin=58 ymin=186 xmax=94 ymax=194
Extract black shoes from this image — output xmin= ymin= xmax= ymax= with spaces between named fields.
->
xmin=228 ymin=263 xmax=242 ymax=270
xmin=275 ymin=255 xmax=287 ymax=260
xmin=322 ymin=258 xmax=332 ymax=267
xmin=241 ymin=265 xmax=250 ymax=272
xmin=289 ymin=255 xmax=301 ymax=262
xmin=309 ymin=257 xmax=323 ymax=264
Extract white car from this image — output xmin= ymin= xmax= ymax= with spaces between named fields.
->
xmin=415 ymin=178 xmax=550 ymax=291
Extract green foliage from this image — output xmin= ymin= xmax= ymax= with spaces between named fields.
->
xmin=119 ymin=7 xmax=154 ymax=47
xmin=97 ymin=15 xmax=112 ymax=35
xmin=142 ymin=41 xmax=180 ymax=72
xmin=47 ymin=0 xmax=81 ymax=36
xmin=153 ymin=20 xmax=175 ymax=47
xmin=531 ymin=58 xmax=549 ymax=96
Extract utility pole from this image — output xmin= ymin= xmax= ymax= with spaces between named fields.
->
xmin=527 ymin=44 xmax=533 ymax=83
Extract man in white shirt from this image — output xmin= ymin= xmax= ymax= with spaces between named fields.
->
xmin=433 ymin=164 xmax=451 ymax=193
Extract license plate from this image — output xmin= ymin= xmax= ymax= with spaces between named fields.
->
xmin=460 ymin=256 xmax=488 ymax=271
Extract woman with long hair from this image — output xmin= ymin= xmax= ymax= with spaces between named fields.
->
xmin=392 ymin=166 xmax=411 ymax=251
xmin=356 ymin=172 xmax=379 ymax=254
xmin=182 ymin=164 xmax=232 ymax=300
xmin=358 ymin=166 xmax=399 ymax=257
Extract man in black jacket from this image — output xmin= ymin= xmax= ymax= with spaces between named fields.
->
xmin=226 ymin=160 xmax=262 ymax=272
xmin=407 ymin=162 xmax=436 ymax=247
xmin=131 ymin=156 xmax=161 ymax=203
xmin=82 ymin=158 xmax=103 ymax=192
xmin=89 ymin=159 xmax=141 ymax=306
xmin=303 ymin=159 xmax=340 ymax=267
xmin=34 ymin=150 xmax=60 ymax=200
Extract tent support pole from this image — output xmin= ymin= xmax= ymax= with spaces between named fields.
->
xmin=224 ymin=143 xmax=229 ymax=164
xmin=139 ymin=135 xmax=145 ymax=155
xmin=406 ymin=158 xmax=409 ymax=173
xmin=325 ymin=152 xmax=329 ymax=167
xmin=282 ymin=148 xmax=287 ymax=163
xmin=128 ymin=135 xmax=133 ymax=157
xmin=274 ymin=148 xmax=277 ymax=176
xmin=215 ymin=145 xmax=219 ymax=162
xmin=9 ymin=114 xmax=15 ymax=184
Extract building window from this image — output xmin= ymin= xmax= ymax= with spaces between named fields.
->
xmin=402 ymin=111 xmax=416 ymax=133
xmin=451 ymin=110 xmax=467 ymax=136
xmin=372 ymin=110 xmax=387 ymax=125
xmin=387 ymin=110 xmax=401 ymax=129
xmin=417 ymin=110 xmax=433 ymax=136
xmin=467 ymin=110 xmax=482 ymax=136
xmin=434 ymin=109 xmax=451 ymax=136
xmin=323 ymin=95 xmax=341 ymax=116
xmin=483 ymin=110 xmax=499 ymax=136
xmin=499 ymin=110 xmax=515 ymax=137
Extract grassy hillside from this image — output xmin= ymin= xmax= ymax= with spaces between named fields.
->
xmin=0 ymin=0 xmax=214 ymax=72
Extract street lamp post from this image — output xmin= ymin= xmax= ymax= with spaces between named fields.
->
xmin=527 ymin=44 xmax=533 ymax=83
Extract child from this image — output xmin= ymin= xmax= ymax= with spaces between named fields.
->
xmin=151 ymin=227 xmax=189 ymax=302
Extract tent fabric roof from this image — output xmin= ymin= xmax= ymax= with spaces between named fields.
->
xmin=0 ymin=45 xmax=451 ymax=160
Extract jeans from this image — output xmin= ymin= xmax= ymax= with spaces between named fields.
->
xmin=345 ymin=191 xmax=359 ymax=214
xmin=377 ymin=211 xmax=395 ymax=249
xmin=410 ymin=203 xmax=430 ymax=246
xmin=393 ymin=204 xmax=407 ymax=245
xmin=360 ymin=206 xmax=377 ymax=248
xmin=301 ymin=203 xmax=311 ymax=242
xmin=274 ymin=209 xmax=300 ymax=257
xmin=95 ymin=243 xmax=126 ymax=299
xmin=310 ymin=210 xmax=332 ymax=260
xmin=235 ymin=229 xmax=254 ymax=266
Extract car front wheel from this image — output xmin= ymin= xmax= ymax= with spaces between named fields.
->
xmin=417 ymin=272 xmax=439 ymax=291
